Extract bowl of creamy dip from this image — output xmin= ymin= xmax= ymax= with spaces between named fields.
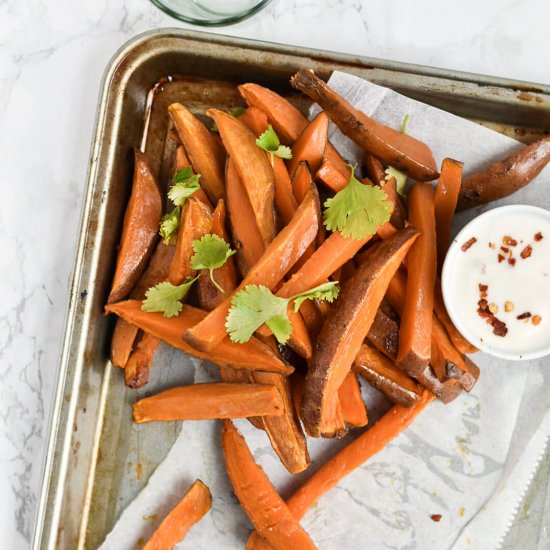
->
xmin=441 ymin=205 xmax=550 ymax=360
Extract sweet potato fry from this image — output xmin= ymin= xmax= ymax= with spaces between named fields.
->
xmin=338 ymin=371 xmax=368 ymax=428
xmin=226 ymin=158 xmax=265 ymax=276
xmin=208 ymin=108 xmax=276 ymax=246
xmin=105 ymin=301 xmax=293 ymax=375
xmin=416 ymin=366 xmax=462 ymax=404
xmin=124 ymin=332 xmax=159 ymax=388
xmin=387 ymin=269 xmax=477 ymax=393
xmin=290 ymin=70 xmax=438 ymax=182
xmin=397 ymin=183 xmax=437 ymax=377
xmin=292 ymin=160 xmax=313 ymax=204
xmin=133 ymin=383 xmax=284 ymax=422
xmin=110 ymin=319 xmax=139 ymax=368
xmin=238 ymin=83 xmax=307 ymax=145
xmin=363 ymin=153 xmax=386 ymax=183
xmin=252 ymin=371 xmax=310 ymax=474
xmin=238 ymin=83 xmax=349 ymax=178
xmin=142 ymin=480 xmax=211 ymax=550
xmin=246 ymin=390 xmax=434 ymax=550
xmin=458 ymin=136 xmax=550 ymax=210
xmin=277 ymin=231 xmax=371 ymax=299
xmin=108 ymin=150 xmax=162 ymax=304
xmin=354 ymin=344 xmax=421 ymax=407
xmin=222 ymin=421 xmax=317 ymax=550
xmin=238 ymin=106 xmax=298 ymax=226
xmin=315 ymin=158 xmax=349 ymax=192
xmin=302 ymin=227 xmax=419 ymax=437
xmin=168 ymin=103 xmax=226 ymax=204
xmin=366 ymin=305 xmax=400 ymax=360
xmin=168 ymin=197 xmax=213 ymax=285
xmin=434 ymin=158 xmax=463 ymax=271
xmin=184 ymin=187 xmax=321 ymax=353
xmin=239 ymin=106 xmax=270 ymax=136
xmin=173 ymin=145 xmax=212 ymax=206
xmin=288 ymin=112 xmax=328 ymax=177
xmin=273 ymin=157 xmax=298 ymax=225
xmin=111 ymin=242 xmax=176 ymax=368
xmin=197 ymin=200 xmax=238 ymax=310
xmin=380 ymin=176 xmax=406 ymax=229
xmin=430 ymin=315 xmax=479 ymax=391
xmin=433 ymin=281 xmax=477 ymax=354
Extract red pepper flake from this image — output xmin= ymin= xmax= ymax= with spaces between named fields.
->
xmin=517 ymin=312 xmax=531 ymax=320
xmin=500 ymin=246 xmax=510 ymax=253
xmin=476 ymin=286 xmax=508 ymax=336
xmin=508 ymin=257 xmax=516 ymax=266
xmin=461 ymin=237 xmax=477 ymax=252
xmin=491 ymin=318 xmax=508 ymax=337
xmin=503 ymin=236 xmax=518 ymax=247
xmin=535 ymin=232 xmax=543 ymax=241
xmin=430 ymin=514 xmax=442 ymax=522
xmin=488 ymin=242 xmax=496 ymax=249
xmin=497 ymin=254 xmax=505 ymax=263
xmin=520 ymin=245 xmax=533 ymax=259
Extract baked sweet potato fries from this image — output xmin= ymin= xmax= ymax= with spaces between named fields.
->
xmin=104 ymin=68 xmax=547 ymax=547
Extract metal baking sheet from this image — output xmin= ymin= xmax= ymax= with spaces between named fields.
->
xmin=32 ymin=29 xmax=550 ymax=550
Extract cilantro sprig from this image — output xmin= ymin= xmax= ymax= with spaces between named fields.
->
xmin=142 ymin=277 xmax=197 ymax=318
xmin=159 ymin=206 xmax=181 ymax=245
xmin=226 ymin=282 xmax=339 ymax=344
xmin=384 ymin=114 xmax=410 ymax=196
xmin=159 ymin=168 xmax=202 ymax=244
xmin=190 ymin=235 xmax=236 ymax=295
xmin=323 ymin=165 xmax=392 ymax=239
xmin=384 ymin=166 xmax=407 ymax=197
xmin=256 ymin=125 xmax=292 ymax=165
xmin=141 ymin=235 xmax=236 ymax=317
xmin=168 ymin=167 xmax=201 ymax=206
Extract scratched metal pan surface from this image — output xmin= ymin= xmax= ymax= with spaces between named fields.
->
xmin=32 ymin=28 xmax=550 ymax=550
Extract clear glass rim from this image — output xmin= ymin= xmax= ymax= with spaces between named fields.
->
xmin=150 ymin=0 xmax=272 ymax=26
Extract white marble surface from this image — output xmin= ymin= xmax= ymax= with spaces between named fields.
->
xmin=1 ymin=0 xmax=550 ymax=548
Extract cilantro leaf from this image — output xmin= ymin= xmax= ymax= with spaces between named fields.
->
xmin=141 ymin=277 xmax=197 ymax=318
xmin=385 ymin=166 xmax=408 ymax=197
xmin=190 ymin=234 xmax=236 ymax=294
xmin=226 ymin=281 xmax=340 ymax=344
xmin=291 ymin=281 xmax=340 ymax=312
xmin=168 ymin=168 xmax=201 ymax=206
xmin=230 ymin=106 xmax=246 ymax=117
xmin=323 ymin=165 xmax=392 ymax=239
xmin=159 ymin=206 xmax=181 ymax=245
xmin=256 ymin=124 xmax=293 ymax=161
xmin=226 ymin=285 xmax=291 ymax=344
xmin=401 ymin=114 xmax=409 ymax=135
xmin=172 ymin=167 xmax=193 ymax=183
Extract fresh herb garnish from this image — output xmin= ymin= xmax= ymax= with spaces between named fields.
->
xmin=226 ymin=281 xmax=339 ymax=344
xmin=256 ymin=124 xmax=292 ymax=164
xmin=159 ymin=206 xmax=181 ymax=245
xmin=190 ymin=235 xmax=236 ymax=295
xmin=384 ymin=166 xmax=407 ymax=197
xmin=383 ymin=115 xmax=410 ymax=196
xmin=142 ymin=235 xmax=235 ymax=316
xmin=401 ymin=114 xmax=409 ymax=135
xmin=142 ymin=278 xmax=197 ymax=318
xmin=323 ymin=165 xmax=392 ymax=239
xmin=168 ymin=167 xmax=201 ymax=206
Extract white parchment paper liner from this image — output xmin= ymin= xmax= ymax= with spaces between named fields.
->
xmin=100 ymin=72 xmax=550 ymax=550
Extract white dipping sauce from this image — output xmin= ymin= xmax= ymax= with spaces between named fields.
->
xmin=442 ymin=205 xmax=550 ymax=360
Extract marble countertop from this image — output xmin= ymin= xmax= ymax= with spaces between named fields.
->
xmin=1 ymin=0 xmax=549 ymax=548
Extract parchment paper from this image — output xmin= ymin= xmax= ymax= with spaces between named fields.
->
xmin=100 ymin=72 xmax=550 ymax=550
